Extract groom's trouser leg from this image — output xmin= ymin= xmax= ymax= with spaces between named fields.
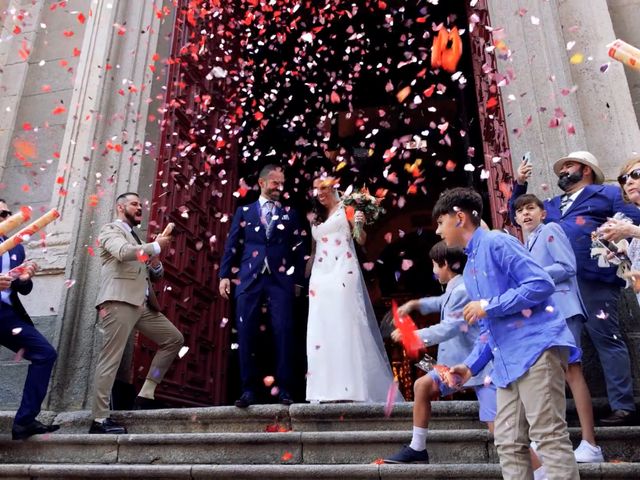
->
xmin=266 ymin=282 xmax=294 ymax=393
xmin=236 ymin=279 xmax=264 ymax=394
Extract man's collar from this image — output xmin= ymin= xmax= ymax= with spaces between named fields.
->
xmin=464 ymin=227 xmax=485 ymax=255
xmin=115 ymin=219 xmax=133 ymax=232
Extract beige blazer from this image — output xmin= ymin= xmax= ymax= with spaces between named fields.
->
xmin=95 ymin=221 xmax=162 ymax=310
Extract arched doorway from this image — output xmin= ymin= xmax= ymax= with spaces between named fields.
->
xmin=131 ymin=0 xmax=514 ymax=406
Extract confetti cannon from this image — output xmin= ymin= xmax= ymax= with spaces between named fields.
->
xmin=607 ymin=39 xmax=640 ymax=70
xmin=0 ymin=208 xmax=60 ymax=256
xmin=0 ymin=206 xmax=32 ymax=237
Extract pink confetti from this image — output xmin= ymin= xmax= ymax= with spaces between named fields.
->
xmin=384 ymin=381 xmax=399 ymax=417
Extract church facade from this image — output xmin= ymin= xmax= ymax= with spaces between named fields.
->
xmin=0 ymin=0 xmax=639 ymax=411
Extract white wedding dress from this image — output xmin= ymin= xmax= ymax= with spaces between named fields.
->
xmin=306 ymin=205 xmax=401 ymax=403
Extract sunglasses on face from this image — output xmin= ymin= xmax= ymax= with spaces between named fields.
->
xmin=0 ymin=210 xmax=12 ymax=219
xmin=618 ymin=168 xmax=640 ymax=186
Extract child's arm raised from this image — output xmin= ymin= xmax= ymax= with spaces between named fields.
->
xmin=418 ymin=285 xmax=468 ymax=346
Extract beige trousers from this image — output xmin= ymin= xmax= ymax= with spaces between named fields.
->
xmin=494 ymin=347 xmax=580 ymax=480
xmin=91 ymin=301 xmax=184 ymax=417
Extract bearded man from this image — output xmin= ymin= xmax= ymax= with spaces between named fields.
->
xmin=510 ymin=151 xmax=640 ymax=426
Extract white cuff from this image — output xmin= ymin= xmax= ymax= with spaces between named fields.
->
xmin=152 ymin=241 xmax=161 ymax=255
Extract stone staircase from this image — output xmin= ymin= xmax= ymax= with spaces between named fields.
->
xmin=0 ymin=402 xmax=639 ymax=479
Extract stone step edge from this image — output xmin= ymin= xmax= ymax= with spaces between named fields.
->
xmin=1 ymin=426 xmax=638 ymax=444
xmin=0 ymin=463 xmax=636 ymax=479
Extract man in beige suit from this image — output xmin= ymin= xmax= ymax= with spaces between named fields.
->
xmin=89 ymin=192 xmax=184 ymax=434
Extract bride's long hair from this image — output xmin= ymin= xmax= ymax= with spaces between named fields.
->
xmin=310 ymin=175 xmax=340 ymax=225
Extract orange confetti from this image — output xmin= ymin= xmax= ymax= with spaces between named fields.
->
xmin=281 ymin=451 xmax=293 ymax=462
xmin=396 ymin=86 xmax=411 ymax=103
xmin=344 ymin=205 xmax=355 ymax=222
xmin=56 ymin=176 xmax=64 ymax=185
xmin=486 ymin=97 xmax=498 ymax=109
xmin=21 ymin=184 xmax=30 ymax=192
xmin=52 ymin=106 xmax=66 ymax=115
xmin=63 ymin=30 xmax=74 ymax=37
xmin=14 ymin=139 xmax=37 ymax=159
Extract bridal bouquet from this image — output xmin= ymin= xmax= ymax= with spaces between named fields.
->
xmin=342 ymin=187 xmax=385 ymax=242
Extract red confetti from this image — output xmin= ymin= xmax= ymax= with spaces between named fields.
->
xmin=281 ymin=451 xmax=293 ymax=462
xmin=63 ymin=30 xmax=74 ymax=37
xmin=77 ymin=13 xmax=86 ymax=24
xmin=52 ymin=106 xmax=66 ymax=115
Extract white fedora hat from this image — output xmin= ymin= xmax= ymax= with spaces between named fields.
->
xmin=553 ymin=151 xmax=605 ymax=184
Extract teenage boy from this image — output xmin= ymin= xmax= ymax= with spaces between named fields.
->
xmin=437 ymin=187 xmax=579 ymax=480
xmin=383 ymin=241 xmax=495 ymax=464
xmin=514 ymin=193 xmax=603 ymax=463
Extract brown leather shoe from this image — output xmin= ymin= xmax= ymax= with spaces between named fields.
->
xmin=599 ymin=409 xmax=634 ymax=426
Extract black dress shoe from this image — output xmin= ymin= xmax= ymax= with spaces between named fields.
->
xmin=133 ymin=396 xmax=156 ymax=410
xmin=12 ymin=420 xmax=60 ymax=440
xmin=279 ymin=392 xmax=293 ymax=406
xmin=235 ymin=392 xmax=255 ymax=408
xmin=599 ymin=409 xmax=634 ymax=426
xmin=89 ymin=418 xmax=127 ymax=434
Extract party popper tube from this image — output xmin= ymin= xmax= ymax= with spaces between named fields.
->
xmin=161 ymin=222 xmax=175 ymax=236
xmin=0 ymin=207 xmax=32 ymax=237
xmin=607 ymin=39 xmax=640 ymax=70
xmin=0 ymin=208 xmax=60 ymax=256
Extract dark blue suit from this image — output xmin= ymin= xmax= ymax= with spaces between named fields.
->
xmin=510 ymin=182 xmax=640 ymax=411
xmin=0 ymin=241 xmax=57 ymax=427
xmin=219 ymin=200 xmax=305 ymax=395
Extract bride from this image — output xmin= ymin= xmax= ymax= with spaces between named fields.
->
xmin=306 ymin=176 xmax=402 ymax=403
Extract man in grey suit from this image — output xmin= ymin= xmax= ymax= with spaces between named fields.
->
xmin=89 ymin=192 xmax=184 ymax=434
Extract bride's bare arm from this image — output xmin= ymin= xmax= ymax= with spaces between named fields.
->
xmin=305 ymin=239 xmax=316 ymax=278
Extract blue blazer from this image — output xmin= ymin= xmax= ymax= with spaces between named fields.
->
xmin=416 ymin=275 xmax=491 ymax=387
xmin=0 ymin=241 xmax=33 ymax=325
xmin=511 ymin=182 xmax=640 ymax=284
xmin=219 ymin=201 xmax=305 ymax=297
xmin=525 ymin=222 xmax=586 ymax=320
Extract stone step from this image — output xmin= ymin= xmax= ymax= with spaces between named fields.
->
xmin=0 ymin=399 xmax=624 ymax=435
xmin=0 ymin=463 xmax=637 ymax=480
xmin=1 ymin=402 xmax=482 ymax=435
xmin=0 ymin=427 xmax=639 ymax=465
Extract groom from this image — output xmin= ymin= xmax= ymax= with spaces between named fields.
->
xmin=219 ymin=164 xmax=305 ymax=407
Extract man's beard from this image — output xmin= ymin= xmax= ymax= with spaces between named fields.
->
xmin=125 ymin=211 xmax=141 ymax=226
xmin=557 ymin=169 xmax=584 ymax=191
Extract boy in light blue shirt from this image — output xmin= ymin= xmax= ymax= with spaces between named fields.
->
xmin=383 ymin=241 xmax=495 ymax=464
xmin=514 ymin=193 xmax=603 ymax=463
xmin=436 ymin=187 xmax=579 ymax=480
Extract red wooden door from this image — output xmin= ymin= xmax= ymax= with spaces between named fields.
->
xmin=132 ymin=1 xmax=237 ymax=406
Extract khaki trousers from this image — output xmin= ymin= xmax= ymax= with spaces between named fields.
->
xmin=494 ymin=347 xmax=579 ymax=480
xmin=91 ymin=301 xmax=184 ymax=417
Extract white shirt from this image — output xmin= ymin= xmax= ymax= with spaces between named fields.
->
xmin=560 ymin=187 xmax=584 ymax=215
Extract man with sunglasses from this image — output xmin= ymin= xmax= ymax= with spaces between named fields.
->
xmin=510 ymin=151 xmax=640 ymax=426
xmin=0 ymin=200 xmax=59 ymax=440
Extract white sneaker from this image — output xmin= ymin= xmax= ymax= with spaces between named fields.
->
xmin=533 ymin=466 xmax=548 ymax=480
xmin=574 ymin=439 xmax=604 ymax=463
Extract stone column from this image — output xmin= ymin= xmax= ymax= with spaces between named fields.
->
xmin=607 ymin=0 xmax=640 ymax=124
xmin=557 ymin=0 xmax=640 ymax=175
xmin=487 ymin=0 xmax=589 ymax=197
xmin=45 ymin=0 xmax=172 ymax=411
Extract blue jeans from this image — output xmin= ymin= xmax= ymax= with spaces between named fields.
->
xmin=0 ymin=305 xmax=57 ymax=426
xmin=578 ymin=278 xmax=635 ymax=412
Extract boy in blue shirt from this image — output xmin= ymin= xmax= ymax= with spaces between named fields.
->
xmin=436 ymin=187 xmax=579 ymax=480
xmin=383 ymin=241 xmax=496 ymax=464
xmin=514 ymin=193 xmax=603 ymax=463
